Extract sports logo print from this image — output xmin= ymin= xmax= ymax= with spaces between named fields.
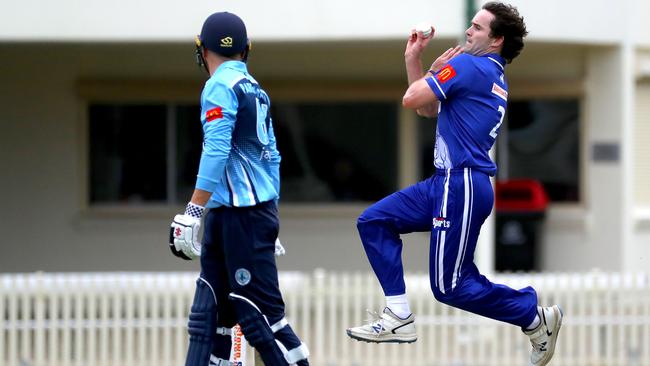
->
xmin=221 ymin=37 xmax=233 ymax=47
xmin=205 ymin=107 xmax=223 ymax=122
xmin=372 ymin=323 xmax=385 ymax=334
xmin=433 ymin=217 xmax=451 ymax=229
xmin=436 ymin=65 xmax=456 ymax=83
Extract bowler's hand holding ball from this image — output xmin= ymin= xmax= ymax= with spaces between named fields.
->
xmin=415 ymin=22 xmax=433 ymax=38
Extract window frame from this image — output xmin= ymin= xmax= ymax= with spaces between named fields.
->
xmin=78 ymin=78 xmax=587 ymax=215
xmin=507 ymin=78 xmax=588 ymax=227
xmin=78 ymin=79 xmax=407 ymax=215
xmin=78 ymin=80 xmax=200 ymax=214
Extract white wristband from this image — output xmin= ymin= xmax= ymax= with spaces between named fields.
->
xmin=184 ymin=202 xmax=205 ymax=219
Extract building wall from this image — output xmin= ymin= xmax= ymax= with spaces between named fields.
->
xmin=1 ymin=0 xmax=649 ymax=273
xmin=2 ymin=0 xmax=649 ymax=45
xmin=2 ymin=41 xmax=640 ymax=274
xmin=632 ymin=78 xmax=650 ymax=269
xmin=0 ymin=0 xmax=463 ymax=42
xmin=0 ymin=43 xmax=430 ymax=273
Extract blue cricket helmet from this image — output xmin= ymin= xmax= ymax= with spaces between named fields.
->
xmin=199 ymin=12 xmax=248 ymax=57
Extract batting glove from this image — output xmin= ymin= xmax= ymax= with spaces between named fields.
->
xmin=169 ymin=202 xmax=204 ymax=260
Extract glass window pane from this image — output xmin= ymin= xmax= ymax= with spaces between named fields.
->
xmin=272 ymin=102 xmax=398 ymax=202
xmin=175 ymin=104 xmax=203 ymax=203
xmin=506 ymin=99 xmax=580 ymax=202
xmin=89 ymin=104 xmax=167 ymax=203
xmin=418 ymin=116 xmax=438 ymax=180
xmin=416 ymin=99 xmax=580 ymax=203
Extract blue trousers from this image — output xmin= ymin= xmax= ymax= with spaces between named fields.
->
xmin=201 ymin=200 xmax=285 ymax=328
xmin=357 ymin=168 xmax=538 ymax=327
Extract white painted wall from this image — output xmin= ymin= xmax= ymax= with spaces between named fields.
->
xmin=562 ymin=46 xmax=626 ymax=271
xmin=505 ymin=0 xmax=626 ymax=44
xmin=633 ymin=0 xmax=650 ymax=47
xmin=0 ymin=0 xmax=464 ymax=42
xmin=1 ymin=0 xmax=648 ymax=45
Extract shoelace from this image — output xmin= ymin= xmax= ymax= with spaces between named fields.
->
xmin=364 ymin=309 xmax=385 ymax=336
xmin=529 ymin=336 xmax=547 ymax=353
xmin=530 ymin=340 xmax=542 ymax=352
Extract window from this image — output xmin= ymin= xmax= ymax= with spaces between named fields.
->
xmin=418 ymin=115 xmax=438 ymax=180
xmin=88 ymin=101 xmax=398 ymax=205
xmin=505 ymin=99 xmax=580 ymax=202
xmin=89 ymin=103 xmax=201 ymax=204
xmin=417 ymin=99 xmax=580 ymax=203
xmin=174 ymin=105 xmax=204 ymax=202
xmin=272 ymin=102 xmax=398 ymax=202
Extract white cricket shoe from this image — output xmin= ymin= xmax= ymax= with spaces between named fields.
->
xmin=346 ymin=307 xmax=417 ymax=343
xmin=524 ymin=305 xmax=563 ymax=366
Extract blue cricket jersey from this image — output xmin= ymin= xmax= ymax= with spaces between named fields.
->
xmin=196 ymin=61 xmax=281 ymax=208
xmin=425 ymin=53 xmax=508 ymax=176
xmin=358 ymin=53 xmax=539 ymax=328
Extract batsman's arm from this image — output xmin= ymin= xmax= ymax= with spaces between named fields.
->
xmin=190 ymin=189 xmax=212 ymax=207
xmin=168 ymin=81 xmax=237 ymax=260
xmin=194 ymin=81 xmax=238 ymax=197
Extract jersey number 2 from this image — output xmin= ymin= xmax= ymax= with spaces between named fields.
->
xmin=489 ymin=105 xmax=505 ymax=139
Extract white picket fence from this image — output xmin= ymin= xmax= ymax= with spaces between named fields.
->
xmin=2 ymin=270 xmax=650 ymax=366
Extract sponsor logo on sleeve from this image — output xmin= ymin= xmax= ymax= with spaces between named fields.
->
xmin=436 ymin=65 xmax=457 ymax=83
xmin=491 ymin=83 xmax=508 ymax=101
xmin=205 ymin=107 xmax=223 ymax=122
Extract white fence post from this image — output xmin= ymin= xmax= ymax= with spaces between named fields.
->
xmin=1 ymin=271 xmax=650 ymax=366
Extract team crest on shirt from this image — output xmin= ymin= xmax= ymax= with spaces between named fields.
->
xmin=206 ymin=107 xmax=223 ymax=122
xmin=436 ymin=65 xmax=456 ymax=83
xmin=433 ymin=217 xmax=451 ymax=230
xmin=235 ymin=268 xmax=251 ymax=286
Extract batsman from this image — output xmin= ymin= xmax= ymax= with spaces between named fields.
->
xmin=168 ymin=11 xmax=309 ymax=366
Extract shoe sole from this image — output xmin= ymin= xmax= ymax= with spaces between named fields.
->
xmin=536 ymin=305 xmax=563 ymax=366
xmin=346 ymin=329 xmax=417 ymax=344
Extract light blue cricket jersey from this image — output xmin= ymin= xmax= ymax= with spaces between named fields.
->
xmin=196 ymin=60 xmax=281 ymax=208
xmin=425 ymin=53 xmax=508 ymax=176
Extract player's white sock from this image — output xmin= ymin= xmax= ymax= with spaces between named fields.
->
xmin=525 ymin=314 xmax=541 ymax=331
xmin=386 ymin=294 xmax=411 ymax=319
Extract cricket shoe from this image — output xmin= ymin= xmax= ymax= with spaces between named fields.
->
xmin=346 ymin=307 xmax=416 ymax=343
xmin=524 ymin=305 xmax=563 ymax=366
